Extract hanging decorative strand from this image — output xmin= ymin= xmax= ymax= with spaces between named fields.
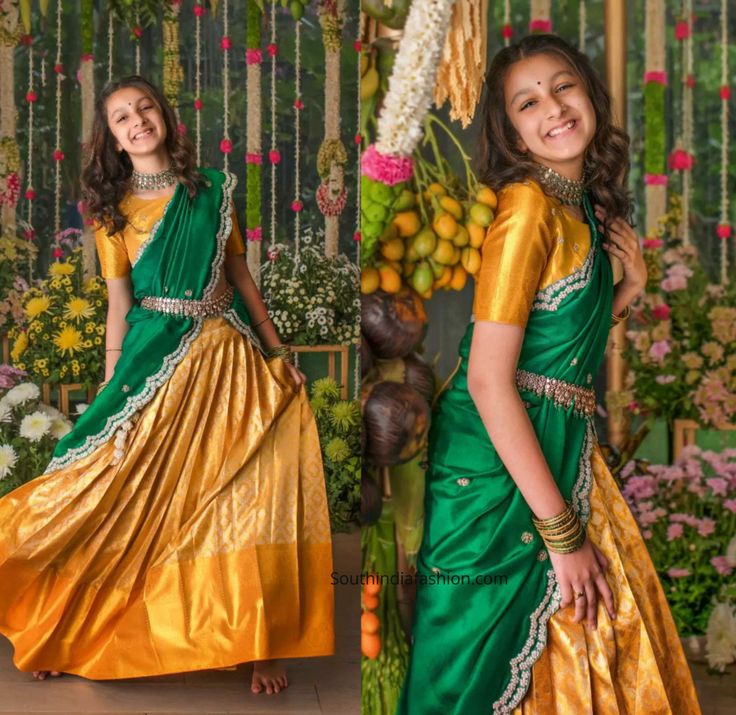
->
xmin=0 ymin=4 xmax=21 ymax=240
xmin=194 ymin=3 xmax=205 ymax=165
xmin=134 ymin=10 xmax=142 ymax=74
xmin=434 ymin=0 xmax=488 ymax=129
xmin=220 ymin=0 xmax=232 ymax=171
xmin=502 ymin=0 xmax=511 ymax=45
xmin=80 ymin=0 xmax=96 ymax=278
xmin=53 ymin=0 xmax=64 ymax=251
xmin=670 ymin=5 xmax=694 ymax=245
xmin=644 ymin=0 xmax=667 ymax=239
xmin=24 ymin=33 xmax=35 ymax=280
xmin=245 ymin=0 xmax=263 ymax=285
xmin=268 ymin=0 xmax=278 ymax=252
xmin=107 ymin=8 xmax=114 ymax=82
xmin=291 ymin=18 xmax=303 ymax=259
xmin=354 ymin=9 xmax=363 ymax=400
xmin=718 ymin=0 xmax=730 ymax=282
xmin=317 ymin=0 xmax=347 ymax=257
xmin=529 ymin=0 xmax=551 ymax=33
xmin=579 ymin=0 xmax=586 ymax=52
xmin=163 ymin=0 xmax=184 ymax=128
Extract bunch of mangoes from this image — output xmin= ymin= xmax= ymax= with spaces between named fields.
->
xmin=362 ymin=183 xmax=498 ymax=300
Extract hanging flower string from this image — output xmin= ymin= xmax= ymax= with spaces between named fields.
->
xmin=354 ymin=9 xmax=364 ymax=400
xmin=107 ymin=7 xmax=114 ymax=83
xmin=579 ymin=0 xmax=586 ymax=52
xmin=718 ymin=0 xmax=730 ymax=282
xmin=529 ymin=0 xmax=552 ymax=33
xmin=163 ymin=0 xmax=184 ymax=132
xmin=220 ymin=0 xmax=232 ymax=171
xmin=53 ymin=0 xmax=64 ymax=256
xmin=292 ymin=17 xmax=303 ymax=260
xmin=245 ymin=0 xmax=264 ymax=276
xmin=134 ymin=10 xmax=142 ymax=74
xmin=502 ymin=0 xmax=512 ymax=45
xmin=268 ymin=0 xmax=279 ymax=252
xmin=23 ymin=32 xmax=35 ymax=279
xmin=194 ymin=3 xmax=205 ymax=165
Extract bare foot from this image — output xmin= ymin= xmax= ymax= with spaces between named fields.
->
xmin=251 ymin=659 xmax=288 ymax=695
xmin=32 ymin=671 xmax=62 ymax=680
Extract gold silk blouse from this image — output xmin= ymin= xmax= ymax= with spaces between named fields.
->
xmin=472 ymin=179 xmax=593 ymax=328
xmin=94 ymin=192 xmax=246 ymax=280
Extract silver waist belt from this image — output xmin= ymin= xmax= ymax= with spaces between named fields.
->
xmin=515 ymin=368 xmax=596 ymax=418
xmin=140 ymin=286 xmax=233 ymax=318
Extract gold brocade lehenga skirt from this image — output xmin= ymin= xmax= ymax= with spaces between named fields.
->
xmin=514 ymin=444 xmax=701 ymax=714
xmin=0 ymin=317 xmax=335 ymax=679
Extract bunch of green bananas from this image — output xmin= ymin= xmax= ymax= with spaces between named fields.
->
xmin=361 ymin=176 xmax=414 ymax=268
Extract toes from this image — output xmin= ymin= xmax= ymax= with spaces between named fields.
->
xmin=251 ymin=683 xmax=262 ymax=693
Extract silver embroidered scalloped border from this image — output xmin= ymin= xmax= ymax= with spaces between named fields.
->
xmin=43 ymin=170 xmax=238 ymax=474
xmin=223 ymin=309 xmax=265 ymax=355
xmin=491 ymin=418 xmax=595 ymax=714
xmin=532 ymin=243 xmax=596 ymax=312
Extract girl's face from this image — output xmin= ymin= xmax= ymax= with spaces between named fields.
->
xmin=503 ymin=53 xmax=596 ymax=179
xmin=105 ymin=86 xmax=167 ymax=159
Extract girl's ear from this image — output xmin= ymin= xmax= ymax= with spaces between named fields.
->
xmin=515 ymin=136 xmax=528 ymax=154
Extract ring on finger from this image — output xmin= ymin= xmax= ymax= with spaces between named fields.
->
xmin=574 ymin=591 xmax=586 ymax=600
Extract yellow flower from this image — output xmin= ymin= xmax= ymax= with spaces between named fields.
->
xmin=96 ymin=326 xmax=105 ymax=335
xmin=48 ymin=262 xmax=75 ymax=277
xmin=53 ymin=325 xmax=84 ymax=357
xmin=25 ymin=295 xmax=52 ymax=320
xmin=64 ymin=297 xmax=95 ymax=322
xmin=11 ymin=331 xmax=28 ymax=361
xmin=93 ymin=337 xmax=102 ymax=345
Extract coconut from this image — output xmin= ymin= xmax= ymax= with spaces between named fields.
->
xmin=361 ymin=289 xmax=427 ymax=359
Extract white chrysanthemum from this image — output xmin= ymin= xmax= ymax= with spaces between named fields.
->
xmin=4 ymin=382 xmax=40 ymax=407
xmin=375 ymin=0 xmax=455 ymax=156
xmin=706 ymin=602 xmax=736 ymax=672
xmin=0 ymin=444 xmax=18 ymax=480
xmin=0 ymin=399 xmax=12 ymax=423
xmin=38 ymin=403 xmax=65 ymax=421
xmin=49 ymin=418 xmax=72 ymax=440
xmin=75 ymin=403 xmax=89 ymax=415
xmin=19 ymin=411 xmax=52 ymax=442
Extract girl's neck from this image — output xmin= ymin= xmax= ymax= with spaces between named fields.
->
xmin=129 ymin=149 xmax=171 ymax=175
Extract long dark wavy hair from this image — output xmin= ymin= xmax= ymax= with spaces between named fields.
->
xmin=476 ymin=34 xmax=633 ymax=225
xmin=81 ymin=75 xmax=202 ymax=236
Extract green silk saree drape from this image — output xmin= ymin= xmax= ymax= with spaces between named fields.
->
xmin=396 ymin=193 xmax=614 ymax=714
xmin=46 ymin=167 xmax=254 ymax=473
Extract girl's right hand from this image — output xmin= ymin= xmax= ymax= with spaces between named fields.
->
xmin=548 ymin=537 xmax=616 ymax=628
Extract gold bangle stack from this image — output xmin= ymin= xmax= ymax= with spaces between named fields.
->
xmin=610 ymin=304 xmax=631 ymax=328
xmin=531 ymin=501 xmax=586 ymax=554
xmin=266 ymin=344 xmax=295 ymax=365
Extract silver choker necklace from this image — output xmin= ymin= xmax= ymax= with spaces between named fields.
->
xmin=534 ymin=163 xmax=585 ymax=206
xmin=130 ymin=166 xmax=178 ymax=192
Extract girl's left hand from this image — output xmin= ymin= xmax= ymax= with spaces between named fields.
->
xmin=285 ymin=362 xmax=307 ymax=389
xmin=594 ymin=204 xmax=648 ymax=293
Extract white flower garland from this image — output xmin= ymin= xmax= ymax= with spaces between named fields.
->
xmin=53 ymin=0 xmax=62 ymax=240
xmin=579 ymin=0 xmax=586 ymax=52
xmin=25 ymin=32 xmax=34 ymax=281
xmin=107 ymin=7 xmax=114 ymax=82
xmin=720 ymin=0 xmax=730 ymax=283
xmin=375 ymin=0 xmax=456 ymax=157
xmin=681 ymin=0 xmax=693 ymax=247
xmin=222 ymin=0 xmax=231 ymax=172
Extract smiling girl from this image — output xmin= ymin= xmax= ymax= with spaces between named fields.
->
xmin=396 ymin=35 xmax=701 ymax=714
xmin=0 ymin=76 xmax=335 ymax=695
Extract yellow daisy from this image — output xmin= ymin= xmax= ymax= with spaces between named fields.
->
xmin=53 ymin=325 xmax=84 ymax=357
xmin=25 ymin=295 xmax=52 ymax=320
xmin=48 ymin=262 xmax=75 ymax=277
xmin=64 ymin=297 xmax=95 ymax=322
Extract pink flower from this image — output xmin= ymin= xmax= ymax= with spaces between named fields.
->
xmin=219 ymin=139 xmax=233 ymax=154
xmin=353 ymin=231 xmax=361 ymax=242
xmin=661 ymin=275 xmax=688 ymax=291
xmin=668 ymin=149 xmax=694 ymax=171
xmin=644 ymin=71 xmax=667 ymax=85
xmin=667 ymin=568 xmax=691 ymax=578
xmin=194 ymin=98 xmax=203 ymax=111
xmin=245 ymin=49 xmax=262 ymax=64
xmin=697 ymin=518 xmax=716 ymax=537
xmin=54 ymin=63 xmax=63 ymax=74
xmin=644 ymin=174 xmax=668 ymax=186
xmin=723 ymin=499 xmax=736 ymax=514
xmin=294 ymin=99 xmax=304 ymax=110
xmin=501 ymin=24 xmax=512 ymax=39
xmin=707 ymin=477 xmax=729 ymax=497
xmin=667 ymin=523 xmax=684 ymax=541
xmin=220 ymin=36 xmax=231 ymax=50
xmin=53 ymin=150 xmax=64 ymax=162
xmin=133 ymin=27 xmax=142 ymax=39
xmin=652 ymin=303 xmax=671 ymax=320
xmin=353 ymin=40 xmax=362 ymax=52
xmin=355 ymin=133 xmax=362 ymax=145
xmin=670 ymin=512 xmax=699 ymax=527
xmin=710 ymin=556 xmax=733 ymax=576
xmin=361 ymin=144 xmax=414 ymax=186
xmin=717 ymin=224 xmax=731 ymax=239
xmin=25 ymin=188 xmax=36 ymax=200
xmin=25 ymin=91 xmax=38 ymax=103
xmin=642 ymin=530 xmax=653 ymax=540
xmin=53 ymin=247 xmax=63 ymax=258
xmin=245 ymin=226 xmax=262 ymax=242
xmin=649 ymin=340 xmax=671 ymax=362
xmin=675 ymin=20 xmax=690 ymax=40
xmin=642 ymin=237 xmax=664 ymax=249
xmin=268 ymin=150 xmax=281 ymax=165
xmin=194 ymin=4 xmax=206 ymax=16
xmin=720 ymin=86 xmax=731 ymax=100
xmin=685 ymin=74 xmax=696 ymax=88
xmin=267 ymin=43 xmax=277 ymax=57
xmin=291 ymin=200 xmax=303 ymax=212
xmin=656 ymin=375 xmax=676 ymax=385
xmin=245 ymin=152 xmax=262 ymax=165
xmin=177 ymin=123 xmax=187 ymax=135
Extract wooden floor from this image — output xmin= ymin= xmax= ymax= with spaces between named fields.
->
xmin=691 ymin=660 xmax=736 ymax=715
xmin=0 ymin=531 xmax=360 ymax=715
